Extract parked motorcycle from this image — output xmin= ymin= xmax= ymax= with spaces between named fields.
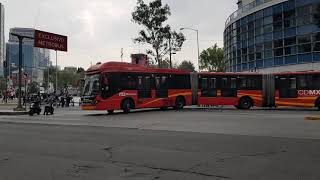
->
xmin=29 ymin=101 xmax=41 ymax=116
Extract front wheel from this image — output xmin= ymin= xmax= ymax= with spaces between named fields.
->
xmin=122 ymin=99 xmax=133 ymax=113
xmin=175 ymin=97 xmax=185 ymax=110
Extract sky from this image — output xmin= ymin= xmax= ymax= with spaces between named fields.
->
xmin=1 ymin=0 xmax=237 ymax=69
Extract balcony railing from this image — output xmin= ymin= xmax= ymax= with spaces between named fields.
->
xmin=225 ymin=0 xmax=273 ymax=26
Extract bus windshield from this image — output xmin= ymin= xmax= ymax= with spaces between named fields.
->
xmin=83 ymin=74 xmax=101 ymax=96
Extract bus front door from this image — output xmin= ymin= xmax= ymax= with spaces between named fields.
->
xmin=221 ymin=77 xmax=237 ymax=97
xmin=278 ymin=77 xmax=297 ymax=98
xmin=155 ymin=76 xmax=168 ymax=98
xmin=138 ymin=76 xmax=152 ymax=99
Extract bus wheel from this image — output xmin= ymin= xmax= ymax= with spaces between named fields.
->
xmin=316 ymin=100 xmax=320 ymax=111
xmin=122 ymin=99 xmax=133 ymax=113
xmin=108 ymin=110 xmax=114 ymax=114
xmin=239 ymin=97 xmax=253 ymax=110
xmin=175 ymin=96 xmax=185 ymax=110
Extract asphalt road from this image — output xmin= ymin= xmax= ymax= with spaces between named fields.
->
xmin=0 ymin=107 xmax=320 ymax=179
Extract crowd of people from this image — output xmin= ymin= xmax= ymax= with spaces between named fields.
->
xmin=1 ymin=90 xmax=75 ymax=108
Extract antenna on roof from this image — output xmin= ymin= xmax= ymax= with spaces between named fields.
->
xmin=121 ymin=48 xmax=124 ymax=62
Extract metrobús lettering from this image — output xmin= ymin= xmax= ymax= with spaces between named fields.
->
xmin=37 ymin=40 xmax=65 ymax=50
xmin=298 ymin=90 xmax=320 ymax=96
xmin=38 ymin=32 xmax=65 ymax=43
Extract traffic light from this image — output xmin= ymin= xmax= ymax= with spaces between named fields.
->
xmin=3 ymin=61 xmax=7 ymax=68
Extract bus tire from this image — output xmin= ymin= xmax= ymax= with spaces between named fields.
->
xmin=239 ymin=97 xmax=253 ymax=110
xmin=316 ymin=98 xmax=320 ymax=110
xmin=122 ymin=99 xmax=134 ymax=113
xmin=175 ymin=96 xmax=185 ymax=110
xmin=108 ymin=110 xmax=114 ymax=114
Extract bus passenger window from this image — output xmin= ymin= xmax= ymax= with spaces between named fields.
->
xmin=210 ymin=78 xmax=216 ymax=89
xmin=202 ymin=78 xmax=208 ymax=89
xmin=231 ymin=78 xmax=237 ymax=89
xmin=221 ymin=78 xmax=228 ymax=88
xmin=155 ymin=77 xmax=161 ymax=89
xmin=289 ymin=78 xmax=296 ymax=89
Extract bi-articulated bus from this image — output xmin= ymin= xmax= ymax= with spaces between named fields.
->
xmin=81 ymin=62 xmax=320 ymax=113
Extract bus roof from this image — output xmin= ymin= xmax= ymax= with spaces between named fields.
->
xmin=86 ymin=62 xmax=190 ymax=75
xmin=274 ymin=71 xmax=320 ymax=76
xmin=198 ymin=72 xmax=262 ymax=76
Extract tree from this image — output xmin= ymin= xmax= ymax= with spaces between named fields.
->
xmin=178 ymin=60 xmax=196 ymax=72
xmin=199 ymin=44 xmax=226 ymax=72
xmin=132 ymin=0 xmax=185 ymax=67
xmin=43 ymin=67 xmax=86 ymax=90
xmin=28 ymin=82 xmax=40 ymax=94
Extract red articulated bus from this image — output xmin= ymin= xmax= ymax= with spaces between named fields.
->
xmin=81 ymin=62 xmax=192 ymax=114
xmin=81 ymin=61 xmax=320 ymax=113
xmin=197 ymin=72 xmax=263 ymax=109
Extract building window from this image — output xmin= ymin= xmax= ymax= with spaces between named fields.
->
xmin=274 ymin=39 xmax=283 ymax=48
xmin=284 ymin=19 xmax=296 ymax=29
xmin=297 ymin=35 xmax=311 ymax=44
xmin=273 ymin=21 xmax=283 ymax=31
xmin=264 ymin=24 xmax=273 ymax=33
xmin=263 ymin=16 xmax=273 ymax=25
xmin=274 ymin=48 xmax=284 ymax=57
xmin=264 ymin=41 xmax=273 ymax=50
xmin=284 ymin=37 xmax=296 ymax=46
xmin=298 ymin=44 xmax=312 ymax=53
xmin=284 ymin=46 xmax=296 ymax=55
xmin=313 ymin=43 xmax=320 ymax=52
xmin=264 ymin=50 xmax=273 ymax=58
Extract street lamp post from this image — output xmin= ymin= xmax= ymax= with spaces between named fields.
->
xmin=180 ymin=28 xmax=200 ymax=71
xmin=10 ymin=33 xmax=34 ymax=111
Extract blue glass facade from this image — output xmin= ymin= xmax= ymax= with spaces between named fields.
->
xmin=6 ymin=43 xmax=34 ymax=76
xmin=224 ymin=0 xmax=320 ymax=72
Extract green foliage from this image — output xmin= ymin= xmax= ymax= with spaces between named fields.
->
xmin=199 ymin=44 xmax=226 ymax=72
xmin=178 ymin=61 xmax=196 ymax=72
xmin=132 ymin=0 xmax=185 ymax=67
xmin=28 ymin=82 xmax=40 ymax=94
xmin=43 ymin=67 xmax=85 ymax=90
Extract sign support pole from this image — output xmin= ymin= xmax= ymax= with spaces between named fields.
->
xmin=55 ymin=50 xmax=58 ymax=94
xmin=10 ymin=33 xmax=33 ymax=111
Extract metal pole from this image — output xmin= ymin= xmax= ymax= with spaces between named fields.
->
xmin=196 ymin=30 xmax=200 ymax=71
xmin=5 ymin=62 xmax=7 ymax=104
xmin=16 ymin=37 xmax=23 ymax=110
xmin=169 ymin=35 xmax=172 ymax=68
xmin=25 ymin=78 xmax=27 ymax=109
xmin=55 ymin=50 xmax=58 ymax=94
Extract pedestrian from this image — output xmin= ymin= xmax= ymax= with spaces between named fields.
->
xmin=61 ymin=96 xmax=65 ymax=108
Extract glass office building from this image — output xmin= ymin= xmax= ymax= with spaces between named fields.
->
xmin=224 ymin=0 xmax=320 ymax=72
xmin=6 ymin=28 xmax=50 ymax=84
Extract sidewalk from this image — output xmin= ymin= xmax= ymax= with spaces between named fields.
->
xmin=0 ymin=102 xmax=28 ymax=115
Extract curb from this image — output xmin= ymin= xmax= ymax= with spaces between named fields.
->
xmin=305 ymin=116 xmax=320 ymax=121
xmin=0 ymin=111 xmax=28 ymax=116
